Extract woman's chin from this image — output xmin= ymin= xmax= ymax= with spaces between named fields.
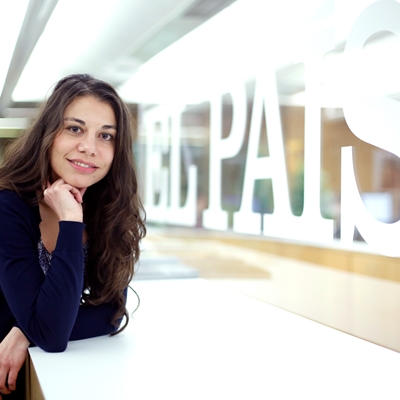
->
xmin=62 ymin=178 xmax=94 ymax=189
xmin=55 ymin=172 xmax=107 ymax=189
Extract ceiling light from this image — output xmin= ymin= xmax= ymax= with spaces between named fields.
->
xmin=0 ymin=0 xmax=30 ymax=95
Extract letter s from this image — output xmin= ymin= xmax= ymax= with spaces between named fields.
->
xmin=341 ymin=0 xmax=400 ymax=256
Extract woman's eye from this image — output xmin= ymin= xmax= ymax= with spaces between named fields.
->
xmin=101 ymin=133 xmax=114 ymax=141
xmin=68 ymin=126 xmax=82 ymax=134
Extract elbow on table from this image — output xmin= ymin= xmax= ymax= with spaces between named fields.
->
xmin=36 ymin=335 xmax=69 ymax=353
xmin=39 ymin=341 xmax=68 ymax=353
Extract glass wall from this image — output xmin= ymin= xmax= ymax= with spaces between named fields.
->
xmin=120 ymin=0 xmax=400 ymax=351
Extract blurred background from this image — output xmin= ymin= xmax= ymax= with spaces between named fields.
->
xmin=1 ymin=0 xmax=400 ymax=352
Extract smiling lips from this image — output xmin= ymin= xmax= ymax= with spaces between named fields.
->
xmin=68 ymin=158 xmax=98 ymax=173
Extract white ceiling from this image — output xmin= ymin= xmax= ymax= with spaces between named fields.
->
xmin=3 ymin=0 xmax=398 ymax=117
xmin=0 ymin=0 xmax=235 ymax=117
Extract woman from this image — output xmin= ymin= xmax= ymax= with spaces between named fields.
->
xmin=0 ymin=74 xmax=146 ymax=398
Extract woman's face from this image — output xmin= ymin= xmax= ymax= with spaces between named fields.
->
xmin=50 ymin=96 xmax=117 ymax=189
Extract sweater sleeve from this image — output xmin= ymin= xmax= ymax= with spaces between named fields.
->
xmin=0 ymin=191 xmax=84 ymax=352
xmin=70 ymin=286 xmax=128 ymax=341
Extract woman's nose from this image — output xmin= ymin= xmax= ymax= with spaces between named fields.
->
xmin=77 ymin=135 xmax=96 ymax=156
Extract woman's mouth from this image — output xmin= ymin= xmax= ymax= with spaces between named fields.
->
xmin=72 ymin=161 xmax=94 ymax=168
xmin=68 ymin=159 xmax=98 ymax=173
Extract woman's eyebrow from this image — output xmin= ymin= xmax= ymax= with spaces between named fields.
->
xmin=64 ymin=117 xmax=85 ymax=125
xmin=64 ymin=117 xmax=116 ymax=130
xmin=102 ymin=124 xmax=117 ymax=130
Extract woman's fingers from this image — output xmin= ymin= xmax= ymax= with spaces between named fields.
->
xmin=44 ymin=179 xmax=86 ymax=203
xmin=79 ymin=186 xmax=87 ymax=198
xmin=43 ymin=179 xmax=84 ymax=221
xmin=69 ymin=186 xmax=84 ymax=204
xmin=0 ymin=366 xmax=11 ymax=395
xmin=7 ymin=367 xmax=19 ymax=391
xmin=0 ymin=328 xmax=29 ymax=396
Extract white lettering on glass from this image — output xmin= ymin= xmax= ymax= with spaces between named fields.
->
xmin=233 ymin=57 xmax=335 ymax=241
xmin=168 ymin=106 xmax=197 ymax=226
xmin=203 ymin=84 xmax=247 ymax=230
xmin=233 ymin=66 xmax=294 ymax=235
xmin=142 ymin=106 xmax=169 ymax=223
xmin=287 ymin=23 xmax=336 ymax=241
xmin=140 ymin=0 xmax=400 ymax=256
xmin=142 ymin=105 xmax=197 ymax=226
xmin=341 ymin=0 xmax=400 ymax=256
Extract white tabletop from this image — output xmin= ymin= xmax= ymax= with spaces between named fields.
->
xmin=29 ymin=278 xmax=400 ymax=400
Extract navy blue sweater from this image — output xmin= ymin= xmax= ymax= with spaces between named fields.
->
xmin=0 ymin=190 xmax=122 ymax=352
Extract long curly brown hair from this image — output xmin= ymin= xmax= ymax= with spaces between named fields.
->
xmin=0 ymin=74 xmax=146 ymax=333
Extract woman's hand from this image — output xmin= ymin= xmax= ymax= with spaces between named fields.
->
xmin=43 ymin=179 xmax=87 ymax=222
xmin=0 ymin=327 xmax=30 ymax=397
